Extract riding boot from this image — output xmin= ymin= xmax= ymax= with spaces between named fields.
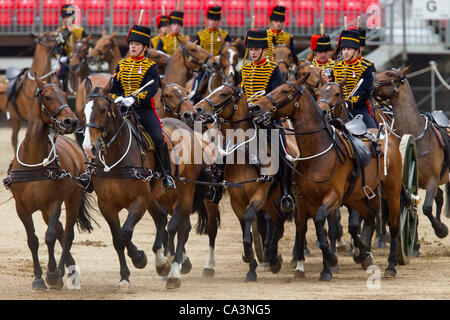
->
xmin=279 ymin=159 xmax=294 ymax=214
xmin=155 ymin=141 xmax=176 ymax=191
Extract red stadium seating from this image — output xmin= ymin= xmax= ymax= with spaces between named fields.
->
xmin=113 ymin=0 xmax=130 ymax=26
xmin=85 ymin=0 xmax=105 ymax=26
xmin=133 ymin=0 xmax=154 ymax=26
xmin=0 ymin=0 xmax=13 ymax=26
xmin=343 ymin=0 xmax=361 ymax=26
xmin=362 ymin=0 xmax=379 ymax=11
xmin=17 ymin=0 xmax=36 ymax=26
xmin=224 ymin=0 xmax=246 ymax=27
xmin=43 ymin=0 xmax=61 ymax=26
xmin=271 ymin=0 xmax=293 ymax=26
xmin=254 ymin=0 xmax=270 ymax=28
xmin=323 ymin=0 xmax=340 ymax=27
xmin=184 ymin=0 xmax=202 ymax=27
xmin=203 ymin=0 xmax=224 ymax=10
xmin=158 ymin=0 xmax=176 ymax=15
xmin=294 ymin=1 xmax=314 ymax=27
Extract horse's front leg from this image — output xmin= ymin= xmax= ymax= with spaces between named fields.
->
xmin=148 ymin=201 xmax=170 ymax=277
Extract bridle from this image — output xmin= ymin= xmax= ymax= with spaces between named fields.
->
xmin=89 ymin=37 xmax=115 ymax=62
xmin=317 ymin=82 xmax=345 ymax=120
xmin=35 ymin=83 xmax=71 ymax=132
xmin=160 ymin=84 xmax=189 ymax=118
xmin=372 ymin=69 xmax=408 ymax=101
xmin=180 ymin=42 xmax=216 ymax=72
xmin=264 ymin=81 xmax=304 ymax=121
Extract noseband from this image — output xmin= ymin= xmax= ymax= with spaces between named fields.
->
xmin=202 ymin=83 xmax=242 ymax=125
xmin=265 ymin=81 xmax=304 ymax=120
xmin=35 ymin=84 xmax=71 ymax=131
xmin=317 ymin=82 xmax=344 ymax=119
xmin=373 ymin=69 xmax=408 ymax=100
xmin=160 ymin=84 xmax=189 ymax=118
xmin=180 ymin=43 xmax=215 ymax=72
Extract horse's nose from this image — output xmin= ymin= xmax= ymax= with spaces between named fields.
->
xmin=63 ymin=118 xmax=78 ymax=132
xmin=183 ymin=111 xmax=194 ymax=123
xmin=248 ymin=103 xmax=261 ymax=114
xmin=195 ymin=107 xmax=203 ymax=114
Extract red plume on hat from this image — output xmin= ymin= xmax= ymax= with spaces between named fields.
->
xmin=310 ymin=34 xmax=321 ymax=51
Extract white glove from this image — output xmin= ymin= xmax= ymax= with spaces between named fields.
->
xmin=122 ymin=96 xmax=136 ymax=107
xmin=114 ymin=96 xmax=124 ymax=104
xmin=59 ymin=56 xmax=68 ymax=64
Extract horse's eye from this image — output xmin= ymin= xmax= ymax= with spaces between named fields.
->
xmin=219 ymin=93 xmax=227 ymax=97
xmin=44 ymin=96 xmax=51 ymax=101
xmin=100 ymin=108 xmax=106 ymax=114
xmin=191 ymin=48 xmax=197 ymax=53
xmin=335 ymin=93 xmax=340 ymax=97
xmin=165 ymin=94 xmax=171 ymax=98
xmin=281 ymin=90 xmax=289 ymax=94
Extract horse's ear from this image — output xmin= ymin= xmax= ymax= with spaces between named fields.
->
xmin=84 ymin=34 xmax=92 ymax=42
xmin=292 ymin=52 xmax=299 ymax=66
xmin=401 ymin=64 xmax=414 ymax=77
xmin=102 ymin=29 xmax=107 ymax=36
xmin=160 ymin=77 xmax=166 ymax=89
xmin=85 ymin=77 xmax=92 ymax=95
xmin=30 ymin=33 xmax=38 ymax=41
xmin=34 ymin=72 xmax=44 ymax=88
xmin=193 ymin=39 xmax=198 ymax=45
xmin=232 ymin=37 xmax=242 ymax=47
xmin=110 ymin=31 xmax=117 ymax=39
xmin=104 ymin=76 xmax=113 ymax=93
xmin=338 ymin=76 xmax=347 ymax=88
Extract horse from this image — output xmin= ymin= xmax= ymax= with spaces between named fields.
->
xmin=373 ymin=66 xmax=449 ymax=252
xmin=250 ymin=78 xmax=403 ymax=280
xmin=87 ymin=30 xmax=121 ymax=74
xmin=272 ymin=44 xmax=299 ymax=81
xmin=147 ymin=49 xmax=170 ymax=76
xmin=66 ymin=35 xmax=92 ymax=95
xmin=194 ymin=83 xmax=289 ymax=282
xmin=82 ymin=79 xmax=211 ymax=290
xmin=5 ymin=32 xmax=57 ymax=151
xmin=4 ymin=76 xmax=95 ymax=290
xmin=295 ymin=60 xmax=325 ymax=96
xmin=164 ymin=36 xmax=220 ymax=88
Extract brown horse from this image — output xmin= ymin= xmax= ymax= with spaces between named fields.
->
xmin=6 ymin=32 xmax=57 ymax=151
xmin=87 ymin=30 xmax=121 ymax=74
xmin=295 ymin=60 xmax=325 ymax=96
xmin=272 ymin=44 xmax=299 ymax=81
xmin=250 ymin=79 xmax=403 ymax=280
xmin=164 ymin=37 xmax=219 ymax=87
xmin=147 ymin=49 xmax=170 ymax=76
xmin=4 ymin=76 xmax=95 ymax=290
xmin=66 ymin=35 xmax=92 ymax=95
xmin=373 ymin=66 xmax=449 ymax=248
xmin=194 ymin=83 xmax=288 ymax=282
xmin=82 ymin=79 xmax=211 ymax=290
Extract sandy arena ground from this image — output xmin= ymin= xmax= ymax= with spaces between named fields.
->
xmin=0 ymin=126 xmax=449 ymax=300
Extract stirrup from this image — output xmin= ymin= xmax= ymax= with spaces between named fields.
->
xmin=280 ymin=194 xmax=295 ymax=213
xmin=162 ymin=175 xmax=176 ymax=191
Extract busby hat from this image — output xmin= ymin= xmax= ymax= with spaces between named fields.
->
xmin=61 ymin=4 xmax=75 ymax=18
xmin=127 ymin=25 xmax=151 ymax=47
xmin=311 ymin=34 xmax=331 ymax=52
xmin=206 ymin=6 xmax=222 ymax=21
xmin=349 ymin=27 xmax=366 ymax=47
xmin=339 ymin=30 xmax=360 ymax=50
xmin=269 ymin=6 xmax=286 ymax=22
xmin=156 ymin=15 xmax=168 ymax=28
xmin=245 ymin=29 xmax=268 ymax=48
xmin=169 ymin=11 xmax=184 ymax=25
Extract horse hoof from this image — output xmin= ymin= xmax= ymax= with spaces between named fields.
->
xmin=348 ymin=248 xmax=354 ymax=257
xmin=377 ymin=241 xmax=387 ymax=249
xmin=156 ymin=262 xmax=171 ymax=277
xmin=327 ymin=252 xmax=338 ymax=267
xmin=270 ymin=260 xmax=282 ymax=274
xmin=352 ymin=249 xmax=361 ymax=264
xmin=202 ymin=268 xmax=215 ymax=278
xmin=361 ymin=253 xmax=374 ymax=271
xmin=166 ymin=277 xmax=181 ymax=289
xmin=304 ymin=248 xmax=310 ymax=256
xmin=315 ymin=240 xmax=320 ymax=248
xmin=412 ymin=249 xmax=420 ymax=258
xmin=290 ymin=258 xmax=297 ymax=269
xmin=32 ymin=279 xmax=47 ymax=291
xmin=180 ymin=257 xmax=192 ymax=275
xmin=117 ymin=280 xmax=133 ymax=293
xmin=384 ymin=268 xmax=397 ymax=278
xmin=245 ymin=272 xmax=257 ymax=282
xmin=259 ymin=262 xmax=270 ymax=272
xmin=330 ymin=266 xmax=339 ymax=273
xmin=132 ymin=250 xmax=148 ymax=269
xmin=294 ymin=270 xmax=305 ymax=279
xmin=337 ymin=244 xmax=347 ymax=253
xmin=319 ymin=271 xmax=332 ymax=282
xmin=46 ymin=269 xmax=63 ymax=289
xmin=434 ymin=223 xmax=449 ymax=238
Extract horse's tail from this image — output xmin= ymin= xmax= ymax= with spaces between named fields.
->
xmin=445 ymin=182 xmax=450 ymax=218
xmin=76 ymin=190 xmax=98 ymax=233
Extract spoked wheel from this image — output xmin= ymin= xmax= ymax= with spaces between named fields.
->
xmin=398 ymin=134 xmax=419 ymax=265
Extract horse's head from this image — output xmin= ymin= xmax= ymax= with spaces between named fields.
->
xmin=219 ymin=38 xmax=241 ymax=84
xmin=193 ymin=83 xmax=242 ymax=125
xmin=295 ymin=60 xmax=325 ymax=95
xmin=32 ymin=31 xmax=57 ymax=50
xmin=316 ymin=77 xmax=347 ymax=121
xmin=249 ymin=80 xmax=305 ymax=124
xmin=179 ymin=37 xmax=220 ymax=73
xmin=70 ymin=35 xmax=91 ymax=72
xmin=34 ymin=74 xmax=78 ymax=134
xmin=87 ymin=30 xmax=116 ymax=64
xmin=373 ymin=65 xmax=413 ymax=100
xmin=272 ymin=44 xmax=297 ymax=81
xmin=161 ymin=83 xmax=196 ymax=124
xmin=82 ymin=77 xmax=116 ymax=159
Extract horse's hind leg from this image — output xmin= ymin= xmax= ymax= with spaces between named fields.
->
xmin=348 ymin=207 xmax=372 ymax=268
xmin=148 ymin=201 xmax=170 ymax=277
xmin=202 ymin=201 xmax=220 ymax=278
xmin=314 ymin=205 xmax=338 ymax=282
xmin=434 ymin=187 xmax=448 ymax=235
xmin=17 ymin=207 xmax=47 ymax=290
xmin=423 ymin=184 xmax=448 ymax=238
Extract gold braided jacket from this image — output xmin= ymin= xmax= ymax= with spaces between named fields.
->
xmin=241 ymin=59 xmax=278 ymax=103
xmin=161 ymin=33 xmax=186 ymax=56
xmin=266 ymin=29 xmax=292 ymax=61
xmin=197 ymin=28 xmax=229 ymax=56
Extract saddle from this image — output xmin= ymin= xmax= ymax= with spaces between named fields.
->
xmin=429 ymin=115 xmax=450 ymax=178
xmin=6 ymin=68 xmax=28 ymax=103
xmin=431 ymin=110 xmax=449 ymax=128
xmin=345 ymin=114 xmax=367 ymax=136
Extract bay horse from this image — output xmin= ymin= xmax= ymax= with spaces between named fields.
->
xmin=6 ymin=32 xmax=57 ymax=151
xmin=147 ymin=49 xmax=170 ymax=76
xmin=250 ymin=79 xmax=403 ymax=280
xmin=66 ymin=35 xmax=92 ymax=95
xmin=4 ymin=76 xmax=95 ymax=290
xmin=373 ymin=66 xmax=449 ymax=250
xmin=194 ymin=83 xmax=288 ymax=282
xmin=164 ymin=37 xmax=219 ymax=88
xmin=82 ymin=79 xmax=210 ymax=290
xmin=272 ymin=44 xmax=299 ymax=81
xmin=87 ymin=30 xmax=121 ymax=74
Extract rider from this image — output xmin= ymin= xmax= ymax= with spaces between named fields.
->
xmin=190 ymin=5 xmax=232 ymax=104
xmin=151 ymin=14 xmax=169 ymax=49
xmin=349 ymin=26 xmax=376 ymax=73
xmin=55 ymin=4 xmax=88 ymax=89
xmin=330 ymin=30 xmax=377 ymax=128
xmin=241 ymin=28 xmax=294 ymax=214
xmin=310 ymin=33 xmax=335 ymax=80
xmin=266 ymin=6 xmax=294 ymax=62
xmin=110 ymin=25 xmax=176 ymax=191
xmin=156 ymin=10 xmax=186 ymax=56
